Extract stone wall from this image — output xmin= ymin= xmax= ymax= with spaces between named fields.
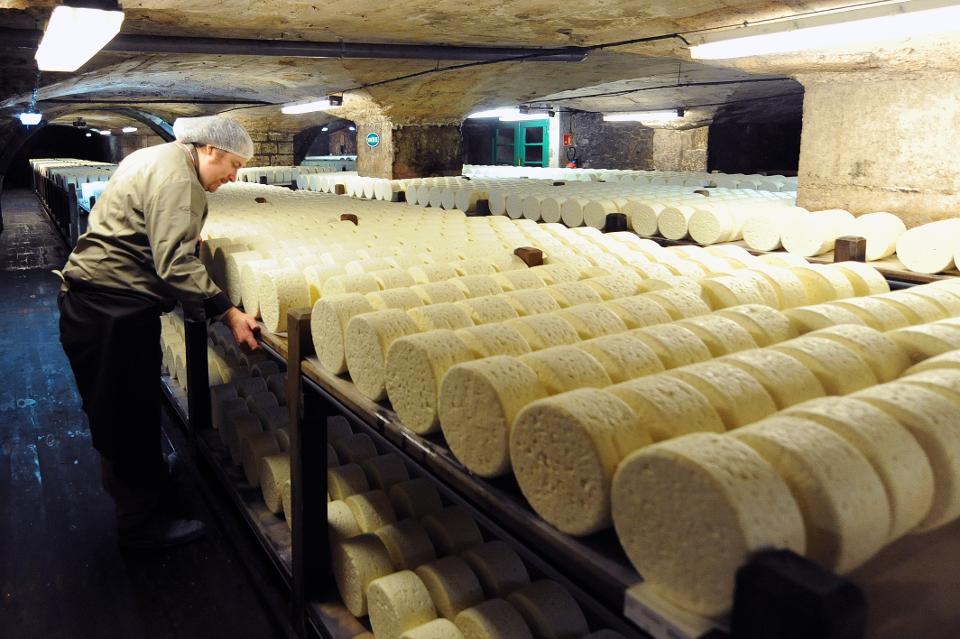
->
xmin=329 ymin=130 xmax=357 ymax=156
xmin=117 ymin=132 xmax=165 ymax=161
xmin=391 ymin=125 xmax=462 ymax=179
xmin=708 ymin=120 xmax=801 ymax=175
xmin=652 ymin=127 xmax=709 ymax=172
xmin=248 ymin=130 xmax=295 ymax=167
xmin=565 ymin=112 xmax=655 ymax=170
xmin=356 ymin=119 xmax=393 ymax=178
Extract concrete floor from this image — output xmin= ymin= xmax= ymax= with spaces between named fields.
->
xmin=0 ymin=189 xmax=293 ymax=639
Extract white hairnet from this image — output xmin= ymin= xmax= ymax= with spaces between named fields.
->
xmin=173 ymin=115 xmax=254 ymax=161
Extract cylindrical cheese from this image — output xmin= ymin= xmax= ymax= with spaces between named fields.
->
xmin=674 ymin=315 xmax=757 ymax=356
xmin=259 ymin=268 xmax=310 ymax=333
xmin=407 ymin=304 xmax=475 ymax=332
xmin=782 ymin=396 xmax=935 ymax=541
xmin=667 ymin=361 xmax=777 ymax=430
xmin=832 ymin=261 xmax=890 ymax=296
xmin=771 ymin=336 xmax=878 ymax=395
xmin=400 ymin=619 xmax=466 ymax=639
xmin=574 ymin=334 xmax=664 ymax=383
xmin=500 ymin=289 xmax=561 ymax=316
xmin=455 ymin=297 xmax=518 ymax=325
xmin=552 ymin=305 xmax=627 ymax=340
xmin=241 ymin=430 xmax=280 ymax=487
xmin=602 ymin=296 xmax=672 ymax=329
xmin=421 ymin=506 xmax=483 ymax=555
xmin=829 ymin=297 xmax=909 ymax=331
xmin=386 ymin=477 xmax=442 ymax=520
xmin=329 ymin=499 xmax=362 ymax=541
xmin=608 ymin=375 xmax=724 ymax=441
xmin=328 ymin=463 xmax=372 ymax=501
xmin=629 ymin=324 xmax=712 ymax=369
xmin=518 ymin=346 xmax=612 ymax=395
xmin=452 ymin=275 xmax=504 ymax=299
xmin=849 ymin=212 xmax=906 ymax=261
xmin=368 ymin=571 xmax=440 ymax=639
xmin=375 ymin=520 xmax=437 ymax=570
xmin=322 ymin=272 xmax=380 ymax=297
xmin=460 ymin=540 xmax=530 ymax=599
xmin=505 ymin=316 xmax=580 ymax=351
xmin=642 ymin=288 xmax=712 ymax=320
xmin=896 ymin=219 xmax=960 ymax=274
xmin=361 ymin=454 xmax=410 ymax=491
xmin=333 ymin=433 xmax=378 ymax=465
xmin=506 ymin=580 xmax=588 ymax=639
xmin=454 ymin=599 xmax=532 ymax=639
xmin=259 ymin=453 xmax=290 ymax=514
xmin=544 ymin=282 xmax=603 ymax=308
xmin=367 ymin=288 xmax=425 ymax=311
xmin=454 ymin=325 xmax=531 ymax=359
xmin=228 ymin=412 xmax=264 ymax=465
xmin=415 ymin=556 xmax=484 ymax=620
xmin=732 ymin=417 xmax=890 ymax=574
xmin=345 ymin=490 xmax=397 ymax=533
xmin=312 ymin=294 xmax=375 ymax=374
xmin=809 ymin=324 xmax=910 ymax=383
xmin=345 ymin=309 xmax=421 ymax=400
xmin=784 ymin=304 xmax=866 ymax=334
xmin=511 ymin=389 xmax=651 ymax=535
xmin=611 ymin=433 xmax=805 ymax=617
xmin=721 ymin=348 xmax=825 ymax=409
xmin=332 ymin=534 xmax=396 ymax=617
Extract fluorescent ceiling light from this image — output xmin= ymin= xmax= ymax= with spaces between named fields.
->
xmin=321 ymin=126 xmax=329 ymax=132
xmin=86 ymin=132 xmax=92 ymax=137
xmin=603 ymin=110 xmax=684 ymax=123
xmin=281 ymin=99 xmax=335 ymax=114
xmin=348 ymin=125 xmax=356 ymax=131
xmin=35 ymin=4 xmax=125 ymax=72
xmin=99 ymin=129 xmax=111 ymax=136
xmin=466 ymin=107 xmax=548 ymax=121
xmin=689 ymin=0 xmax=960 ymax=59
xmin=18 ymin=112 xmax=42 ymax=126
xmin=121 ymin=126 xmax=137 ymax=133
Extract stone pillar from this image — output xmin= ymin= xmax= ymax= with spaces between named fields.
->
xmin=797 ymin=72 xmax=960 ymax=227
xmin=248 ymin=130 xmax=295 ymax=167
xmin=652 ymin=126 xmax=709 ymax=172
xmin=357 ymin=120 xmax=462 ymax=179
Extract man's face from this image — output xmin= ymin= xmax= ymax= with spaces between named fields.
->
xmin=197 ymin=145 xmax=245 ymax=192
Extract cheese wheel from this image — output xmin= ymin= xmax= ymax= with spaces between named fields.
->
xmin=642 ymin=288 xmax=712 ymax=320
xmin=853 ymin=383 xmax=960 ymax=531
xmin=611 ymin=433 xmax=805 ymax=617
xmin=454 ymin=599 xmax=532 ymax=639
xmin=323 ymin=272 xmax=380 ymax=297
xmin=511 ymin=389 xmax=651 ymax=535
xmin=218 ymin=398 xmax=251 ymax=449
xmin=332 ymin=534 xmax=396 ymax=616
xmin=552 ymin=305 xmax=627 ymax=340
xmin=667 ymin=361 xmax=777 ymax=430
xmin=329 ymin=499 xmax=362 ymax=541
xmin=505 ymin=316 xmax=580 ymax=351
xmin=345 ymin=490 xmax=397 ymax=533
xmin=328 ymin=463 xmax=371 ymax=500
xmin=408 ymin=304 xmax=475 ymax=332
xmin=259 ymin=269 xmax=310 ymax=333
xmin=386 ymin=330 xmax=475 ymax=434
xmin=240 ymin=431 xmax=280 ymax=488
xmin=832 ymin=261 xmax=890 ymax=296
xmin=713 ymin=304 xmax=797 ymax=347
xmin=303 ymin=264 xmax=344 ymax=304
xmin=575 ymin=334 xmax=664 ymax=383
xmin=674 ymin=315 xmax=757 ymax=356
xmin=771 ymin=336 xmax=878 ymax=395
xmin=601 ymin=295 xmax=672 ymax=329
xmin=627 ymin=201 xmax=666 ymax=237
xmin=725 ymin=270 xmax=781 ymax=309
xmin=367 ymin=288 xmax=425 ymax=311
xmin=829 ymin=297 xmax=909 ymax=331
xmin=500 ymin=289 xmax=561 ymax=316
xmin=733 ymin=417 xmax=889 ymax=573
xmin=362 ymin=454 xmax=411 ymax=491
xmin=529 ymin=263 xmax=581 ymax=285
xmin=246 ymin=391 xmax=280 ymax=425
xmin=452 ymin=260 xmax=498 ymax=277
xmin=889 ymin=324 xmax=960 ymax=363
xmin=439 ymin=356 xmax=547 ymax=478
xmin=240 ymin=259 xmax=279 ymax=317
xmin=401 ymin=619 xmax=466 ymax=639
xmin=226 ymin=250 xmax=266 ymax=305
xmin=657 ymin=205 xmax=697 ymax=240
xmin=452 ymin=275 xmax=503 ymax=299
xmin=390 ymin=478 xmax=444 ymax=520
xmin=370 ymin=268 xmax=417 ymax=291
xmin=742 ymin=210 xmax=805 ymax=252
xmin=264 ymin=372 xmax=286 ymax=404
xmin=904 ymin=350 xmax=960 ymax=375
xmin=236 ymin=376 xmax=268 ymax=398
xmin=352 ymin=259 xmax=401 ymax=275
xmin=784 ymin=304 xmax=866 ymax=334
xmin=454 ymin=325 xmax=531 ymax=359
xmin=460 ymin=541 xmax=530 ymax=599
xmin=346 ymin=309 xmax=421 ymax=400
xmin=698 ymin=275 xmax=768 ymax=310
xmin=415 ymin=556 xmax=484 ymax=620
xmin=518 ymin=346 xmax=611 ymax=395
xmin=259 ymin=453 xmax=290 ymax=514
xmin=629 ymin=324 xmax=712 ymax=369
xmin=874 ymin=292 xmax=947 ymax=323
xmin=782 ymin=396 xmax=935 ymax=540
xmin=608 ymin=375 xmax=723 ymax=441
xmin=413 ymin=282 xmax=467 ymax=305
xmin=896 ymin=219 xmax=960 ymax=274
xmin=210 ymin=384 xmax=239 ymax=432
xmin=257 ymin=405 xmax=287 ymax=432
xmin=312 ymin=294 xmax=375 ymax=374
xmin=905 ymin=286 xmax=960 ymax=316
xmin=328 ymin=414 xmax=354 ymax=442
xmin=780 ymin=209 xmax=854 ymax=257
xmin=721 ymin=349 xmax=825 ymax=409
xmin=375 ymin=520 xmax=437 ymax=570
xmin=455 ymin=297 xmax=518 ymax=325
xmin=421 ymin=506 xmax=484 ymax=555
xmin=492 ymin=270 xmax=545 ymax=292
xmin=899 ymin=368 xmax=960 ymax=405
xmin=545 ymin=282 xmax=604 ymax=308
xmin=758 ymin=252 xmax=810 ymax=268
xmin=809 ymin=324 xmax=910 ymax=383
xmin=505 ymin=580 xmax=588 ymax=639
xmin=409 ymin=263 xmax=458 ymax=284
xmin=746 ymin=265 xmax=808 ymax=309
xmin=788 ymin=266 xmax=842 ymax=304
xmin=583 ymin=273 xmax=642 ymax=300
xmin=229 ymin=412 xmax=264 ymax=465
xmin=334 ymin=433 xmax=378 ymax=465
xmin=849 ymin=212 xmax=906 ymax=260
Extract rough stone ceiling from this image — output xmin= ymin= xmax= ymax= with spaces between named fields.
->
xmin=0 ymin=0 xmax=954 ymax=136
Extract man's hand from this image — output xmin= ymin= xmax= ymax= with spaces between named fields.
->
xmin=223 ymin=307 xmax=260 ymax=351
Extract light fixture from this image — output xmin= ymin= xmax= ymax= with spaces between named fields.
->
xmin=99 ymin=129 xmax=111 ymax=136
xmin=35 ymin=2 xmax=125 ymax=72
xmin=72 ymin=117 xmax=87 ymax=127
xmin=321 ymin=126 xmax=329 ymax=132
xmin=466 ymin=107 xmax=547 ymax=121
xmin=603 ymin=109 xmax=684 ymax=123
xmin=121 ymin=126 xmax=137 ymax=133
xmin=689 ymin=0 xmax=960 ymax=59
xmin=18 ymin=112 xmax=43 ymax=126
xmin=281 ymin=95 xmax=343 ymax=114
xmin=85 ymin=132 xmax=92 ymax=137
xmin=348 ymin=125 xmax=356 ymax=131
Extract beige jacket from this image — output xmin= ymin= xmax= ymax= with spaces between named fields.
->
xmin=61 ymin=141 xmax=232 ymax=319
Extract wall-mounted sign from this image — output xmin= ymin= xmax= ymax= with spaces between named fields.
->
xmin=366 ymin=132 xmax=381 ymax=148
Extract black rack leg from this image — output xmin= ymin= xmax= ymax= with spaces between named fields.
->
xmin=184 ymin=318 xmax=211 ymax=437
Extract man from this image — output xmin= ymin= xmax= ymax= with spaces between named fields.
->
xmin=58 ymin=115 xmax=260 ymax=549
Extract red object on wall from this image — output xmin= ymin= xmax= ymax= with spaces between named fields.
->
xmin=562 ymin=133 xmax=573 ymax=146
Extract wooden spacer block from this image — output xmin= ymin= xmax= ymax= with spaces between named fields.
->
xmin=335 ymin=184 xmax=346 ymax=195
xmin=834 ymin=236 xmax=867 ymax=263
xmin=514 ymin=246 xmax=544 ymax=267
xmin=340 ymin=214 xmax=359 ymax=226
xmin=604 ymin=213 xmax=628 ymax=233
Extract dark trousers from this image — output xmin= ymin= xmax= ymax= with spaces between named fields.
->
xmin=58 ymin=284 xmax=171 ymax=529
